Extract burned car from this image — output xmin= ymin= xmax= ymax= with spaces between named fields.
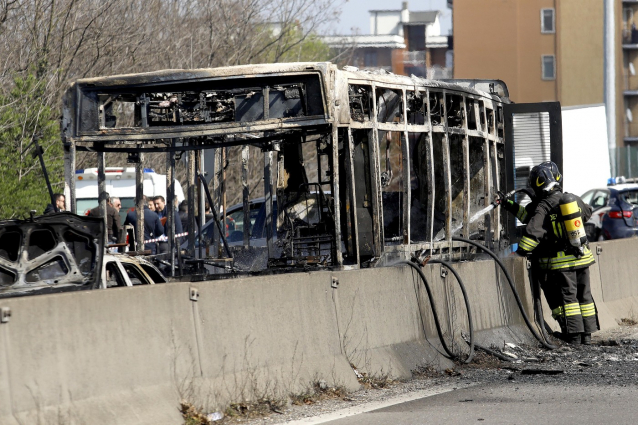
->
xmin=0 ymin=213 xmax=105 ymax=298
xmin=0 ymin=213 xmax=168 ymax=298
xmin=102 ymin=253 xmax=167 ymax=287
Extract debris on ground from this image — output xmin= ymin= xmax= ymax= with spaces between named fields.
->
xmin=219 ymin=324 xmax=638 ymax=425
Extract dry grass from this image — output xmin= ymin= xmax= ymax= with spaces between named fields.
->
xmin=180 ymin=400 xmax=211 ymax=425
xmin=350 ymin=364 xmax=395 ymax=389
xmin=222 ymin=398 xmax=286 ymax=423
xmin=290 ymin=381 xmax=349 ymax=406
xmin=411 ymin=365 xmax=441 ymax=378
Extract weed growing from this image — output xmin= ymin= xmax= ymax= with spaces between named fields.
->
xmin=180 ymin=400 xmax=210 ymax=425
xmin=290 ymin=381 xmax=348 ymax=406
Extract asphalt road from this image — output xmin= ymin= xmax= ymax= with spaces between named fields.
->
xmin=314 ymin=328 xmax=638 ymax=425
xmin=321 ymin=381 xmax=638 ymax=424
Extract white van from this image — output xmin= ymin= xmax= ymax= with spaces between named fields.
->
xmin=75 ymin=167 xmax=185 ymax=223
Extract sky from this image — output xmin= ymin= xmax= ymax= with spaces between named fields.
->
xmin=330 ymin=0 xmax=452 ymax=36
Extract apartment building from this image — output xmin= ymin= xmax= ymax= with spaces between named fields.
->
xmin=323 ymin=2 xmax=450 ymax=78
xmin=453 ymin=0 xmax=632 ymax=149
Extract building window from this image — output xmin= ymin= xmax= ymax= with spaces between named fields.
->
xmin=541 ymin=8 xmax=555 ymax=33
xmin=542 ymin=55 xmax=556 ymax=80
xmin=364 ymin=51 xmax=378 ymax=68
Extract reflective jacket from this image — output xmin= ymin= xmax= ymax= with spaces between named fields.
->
xmin=507 ymin=190 xmax=595 ymax=271
xmin=502 ymin=196 xmax=538 ymax=225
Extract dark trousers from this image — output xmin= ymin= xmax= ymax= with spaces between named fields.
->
xmin=541 ymin=268 xmax=599 ymax=334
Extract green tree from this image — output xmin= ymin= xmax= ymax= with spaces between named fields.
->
xmin=0 ymin=73 xmax=63 ymax=219
xmin=259 ymin=24 xmax=331 ymax=63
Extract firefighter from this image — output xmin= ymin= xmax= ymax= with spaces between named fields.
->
xmin=498 ymin=162 xmax=599 ymax=345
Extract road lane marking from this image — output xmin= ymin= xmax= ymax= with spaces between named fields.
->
xmin=287 ymin=382 xmax=476 ymax=425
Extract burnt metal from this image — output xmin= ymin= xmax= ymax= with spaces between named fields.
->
xmin=242 ymin=145 xmax=250 ymax=247
xmin=0 ymin=213 xmax=105 ymax=298
xmin=167 ymin=143 xmax=176 ymax=276
xmin=503 ymin=101 xmax=563 ymax=244
xmin=187 ymin=150 xmax=196 ymax=255
xmin=60 ymin=62 xmax=529 ymax=278
xmin=98 ymin=152 xmax=108 ymax=236
xmin=198 ymin=173 xmax=231 ymax=258
xmin=135 ymin=159 xmax=145 ymax=251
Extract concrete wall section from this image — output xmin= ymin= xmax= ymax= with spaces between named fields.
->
xmin=192 ymin=272 xmax=360 ymax=404
xmin=0 ymin=284 xmax=194 ymax=424
xmin=331 ymin=266 xmax=451 ymax=380
xmin=594 ymin=239 xmax=638 ymax=322
xmin=2 ymin=239 xmax=638 ymax=423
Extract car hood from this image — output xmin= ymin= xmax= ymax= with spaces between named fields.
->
xmin=0 ymin=213 xmax=105 ymax=298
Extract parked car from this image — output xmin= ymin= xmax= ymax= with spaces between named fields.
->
xmin=181 ymin=197 xmax=278 ymax=249
xmin=581 ymin=184 xmax=638 ymax=241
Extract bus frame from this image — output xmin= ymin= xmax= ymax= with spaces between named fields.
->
xmin=61 ymin=62 xmax=512 ymax=274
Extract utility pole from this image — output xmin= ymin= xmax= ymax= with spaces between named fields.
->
xmin=605 ymin=0 xmax=617 ymax=177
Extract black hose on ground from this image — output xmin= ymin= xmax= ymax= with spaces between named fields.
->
xmin=427 ymin=259 xmax=475 ymax=364
xmin=451 ymin=236 xmax=557 ymax=350
xmin=399 ymin=261 xmax=456 ymax=361
xmin=530 ymin=266 xmax=559 ymax=349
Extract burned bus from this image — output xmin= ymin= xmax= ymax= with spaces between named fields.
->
xmin=61 ymin=62 xmax=556 ymax=274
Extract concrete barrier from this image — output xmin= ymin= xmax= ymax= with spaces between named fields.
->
xmin=593 ymin=239 xmax=638 ymax=323
xmin=1 ymin=239 xmax=637 ymax=423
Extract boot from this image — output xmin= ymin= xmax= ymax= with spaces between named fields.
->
xmin=581 ymin=333 xmax=592 ymax=345
xmin=566 ymin=333 xmax=581 ymax=345
xmin=552 ymin=331 xmax=580 ymax=344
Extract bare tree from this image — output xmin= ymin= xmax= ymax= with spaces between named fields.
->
xmin=0 ymin=0 xmax=348 ymax=188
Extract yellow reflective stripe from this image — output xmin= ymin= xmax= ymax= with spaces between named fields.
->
xmin=539 ymin=256 xmax=596 ymax=270
xmin=552 ymin=306 xmax=564 ymax=318
xmin=562 ymin=303 xmax=581 ymax=317
xmin=551 ymin=253 xmax=595 ymax=265
xmin=517 ymin=205 xmax=527 ymax=222
xmin=537 ymin=248 xmax=595 ymax=270
xmin=558 ymin=222 xmax=563 ymax=238
xmin=519 ymin=236 xmax=538 ymax=251
xmin=580 ymin=303 xmax=596 ymax=317
xmin=552 ymin=221 xmax=560 ymax=238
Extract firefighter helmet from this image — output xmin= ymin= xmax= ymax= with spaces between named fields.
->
xmin=528 ymin=163 xmax=559 ymax=196
xmin=538 ymin=161 xmax=562 ymax=184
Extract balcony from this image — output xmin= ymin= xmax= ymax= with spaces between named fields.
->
xmin=623 ymin=122 xmax=638 ymax=144
xmin=402 ymin=50 xmax=426 ymax=65
xmin=623 ymin=27 xmax=638 ymax=47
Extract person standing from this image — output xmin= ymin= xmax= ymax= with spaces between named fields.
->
xmin=124 ymin=195 xmax=164 ymax=254
xmin=178 ymin=200 xmax=189 ymax=234
xmin=88 ymin=193 xmax=122 ymax=243
xmin=44 ymin=194 xmax=66 ymax=214
xmin=154 ymin=195 xmax=183 ymax=234
xmin=501 ymin=162 xmax=598 ymax=345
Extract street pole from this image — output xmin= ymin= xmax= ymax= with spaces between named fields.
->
xmin=605 ymin=0 xmax=617 ymax=177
